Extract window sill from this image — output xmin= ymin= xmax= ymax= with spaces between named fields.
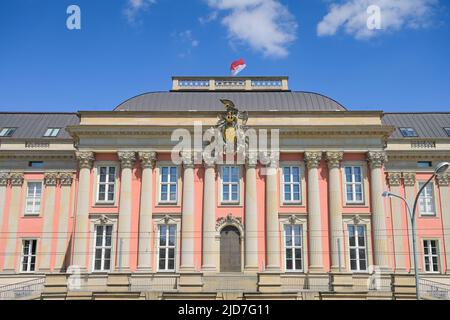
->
xmin=93 ymin=203 xmax=117 ymax=208
xmin=419 ymin=214 xmax=438 ymax=218
xmin=281 ymin=202 xmax=303 ymax=207
xmin=343 ymin=203 xmax=367 ymax=208
xmin=156 ymin=202 xmax=180 ymax=207
xmin=23 ymin=214 xmax=41 ymax=218
xmin=218 ymin=203 xmax=243 ymax=208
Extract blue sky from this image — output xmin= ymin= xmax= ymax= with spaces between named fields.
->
xmin=0 ymin=0 xmax=449 ymax=113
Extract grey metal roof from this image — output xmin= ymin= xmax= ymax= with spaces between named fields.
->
xmin=382 ymin=113 xmax=450 ymax=139
xmin=114 ymin=91 xmax=347 ymax=112
xmin=0 ymin=113 xmax=79 ymax=139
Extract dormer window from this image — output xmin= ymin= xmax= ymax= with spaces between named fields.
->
xmin=43 ymin=128 xmax=61 ymax=137
xmin=0 ymin=127 xmax=17 ymax=137
xmin=399 ymin=127 xmax=418 ymax=137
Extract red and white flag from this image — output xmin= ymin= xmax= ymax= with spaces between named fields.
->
xmin=230 ymin=58 xmax=246 ymax=76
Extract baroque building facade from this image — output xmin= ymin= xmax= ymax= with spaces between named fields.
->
xmin=0 ymin=76 xmax=449 ymax=300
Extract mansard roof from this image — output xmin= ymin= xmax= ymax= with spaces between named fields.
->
xmin=113 ymin=91 xmax=348 ymax=112
xmin=0 ymin=113 xmax=79 ymax=140
xmin=382 ymin=113 xmax=450 ymax=139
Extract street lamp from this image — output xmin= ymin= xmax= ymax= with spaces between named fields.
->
xmin=382 ymin=162 xmax=450 ymax=300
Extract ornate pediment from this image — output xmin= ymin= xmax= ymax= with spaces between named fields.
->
xmin=216 ymin=213 xmax=243 ymax=232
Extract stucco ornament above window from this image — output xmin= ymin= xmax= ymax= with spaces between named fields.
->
xmin=215 ymin=213 xmax=243 ymax=233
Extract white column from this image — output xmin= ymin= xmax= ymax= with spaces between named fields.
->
xmin=326 ymin=152 xmax=344 ymax=272
xmin=39 ymin=172 xmax=58 ymax=272
xmin=244 ymin=152 xmax=258 ymax=271
xmin=0 ymin=172 xmax=8 ymax=240
xmin=72 ymin=152 xmax=94 ymax=270
xmin=180 ymin=151 xmax=195 ymax=272
xmin=305 ymin=152 xmax=324 ymax=272
xmin=117 ymin=151 xmax=136 ymax=272
xmin=3 ymin=173 xmax=23 ymax=272
xmin=367 ymin=151 xmax=390 ymax=270
xmin=403 ymin=172 xmax=416 ymax=271
xmin=202 ymin=157 xmax=216 ymax=272
xmin=265 ymin=152 xmax=280 ymax=271
xmin=54 ymin=172 xmax=73 ymax=272
xmin=436 ymin=173 xmax=450 ymax=274
xmin=387 ymin=172 xmax=406 ymax=272
xmin=137 ymin=151 xmax=156 ymax=272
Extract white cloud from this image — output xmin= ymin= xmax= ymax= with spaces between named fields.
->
xmin=205 ymin=0 xmax=297 ymax=58
xmin=124 ymin=0 xmax=157 ymax=24
xmin=199 ymin=11 xmax=219 ymax=24
xmin=317 ymin=0 xmax=438 ymax=39
xmin=172 ymin=30 xmax=200 ymax=57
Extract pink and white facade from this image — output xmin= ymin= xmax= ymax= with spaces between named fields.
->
xmin=0 ymin=76 xmax=449 ymax=299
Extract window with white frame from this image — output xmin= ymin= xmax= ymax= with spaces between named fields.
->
xmin=348 ymin=225 xmax=367 ymax=271
xmin=344 ymin=166 xmax=364 ymax=204
xmin=21 ymin=239 xmax=37 ymax=273
xmin=93 ymin=225 xmax=113 ymax=272
xmin=158 ymin=224 xmax=176 ymax=271
xmin=423 ymin=239 xmax=439 ymax=273
xmin=284 ymin=224 xmax=303 ymax=271
xmin=25 ymin=182 xmax=42 ymax=215
xmin=282 ymin=166 xmax=301 ymax=203
xmin=160 ymin=166 xmax=177 ymax=203
xmin=418 ymin=182 xmax=435 ymax=216
xmin=221 ymin=166 xmax=239 ymax=203
xmin=97 ymin=166 xmax=116 ymax=203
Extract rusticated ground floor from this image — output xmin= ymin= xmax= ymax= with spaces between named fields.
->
xmin=2 ymin=272 xmax=450 ymax=300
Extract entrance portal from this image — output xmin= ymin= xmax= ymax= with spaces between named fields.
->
xmin=220 ymin=226 xmax=241 ymax=272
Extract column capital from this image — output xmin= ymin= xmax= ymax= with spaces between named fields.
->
xmin=10 ymin=172 xmax=24 ymax=186
xmin=181 ymin=150 xmax=194 ymax=168
xmin=436 ymin=173 xmax=450 ymax=186
xmin=118 ymin=151 xmax=136 ymax=169
xmin=261 ymin=151 xmax=279 ymax=168
xmin=245 ymin=151 xmax=258 ymax=168
xmin=76 ymin=151 xmax=95 ymax=169
xmin=403 ymin=172 xmax=416 ymax=186
xmin=325 ymin=151 xmax=343 ymax=169
xmin=59 ymin=172 xmax=73 ymax=186
xmin=203 ymin=152 xmax=217 ymax=168
xmin=44 ymin=172 xmax=58 ymax=186
xmin=139 ymin=151 xmax=157 ymax=169
xmin=367 ymin=151 xmax=387 ymax=168
xmin=304 ymin=151 xmax=322 ymax=169
xmin=0 ymin=172 xmax=8 ymax=186
xmin=387 ymin=172 xmax=402 ymax=187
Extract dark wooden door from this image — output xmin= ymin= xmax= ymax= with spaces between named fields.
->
xmin=220 ymin=226 xmax=241 ymax=272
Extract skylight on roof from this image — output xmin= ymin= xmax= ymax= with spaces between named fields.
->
xmin=445 ymin=128 xmax=450 ymax=137
xmin=44 ymin=128 xmax=61 ymax=137
xmin=0 ymin=127 xmax=17 ymax=137
xmin=399 ymin=127 xmax=418 ymax=137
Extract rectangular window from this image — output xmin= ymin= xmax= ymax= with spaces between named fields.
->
xmin=417 ymin=161 xmax=432 ymax=168
xmin=158 ymin=224 xmax=176 ymax=271
xmin=93 ymin=225 xmax=113 ymax=272
xmin=344 ymin=166 xmax=364 ymax=204
xmin=221 ymin=166 xmax=239 ymax=203
xmin=160 ymin=166 xmax=177 ymax=203
xmin=423 ymin=240 xmax=439 ymax=273
xmin=284 ymin=224 xmax=303 ymax=271
xmin=97 ymin=166 xmax=116 ymax=203
xmin=0 ymin=127 xmax=17 ymax=137
xmin=399 ymin=127 xmax=418 ymax=137
xmin=43 ymin=128 xmax=61 ymax=137
xmin=348 ymin=225 xmax=367 ymax=272
xmin=282 ymin=166 xmax=301 ymax=204
xmin=21 ymin=239 xmax=37 ymax=273
xmin=28 ymin=161 xmax=44 ymax=168
xmin=418 ymin=182 xmax=435 ymax=216
xmin=25 ymin=182 xmax=42 ymax=215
